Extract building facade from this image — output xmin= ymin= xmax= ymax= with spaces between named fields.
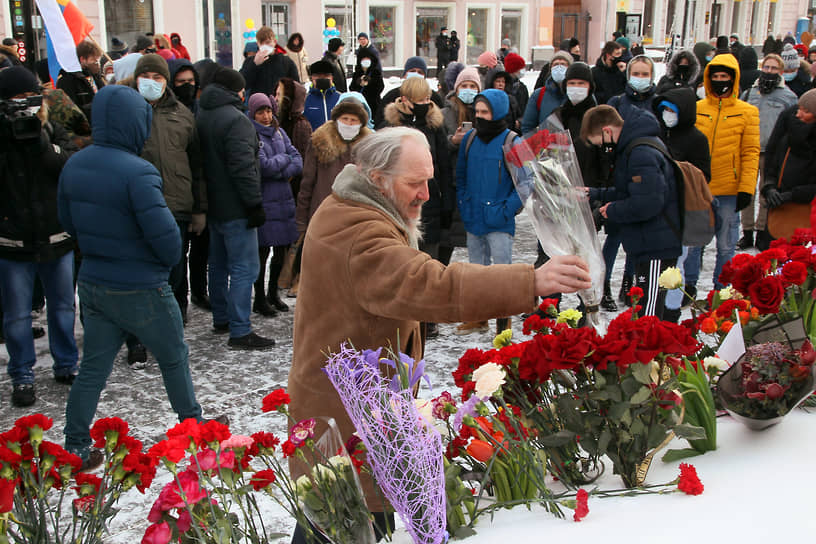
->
xmin=1 ymin=1 xmax=811 ymax=71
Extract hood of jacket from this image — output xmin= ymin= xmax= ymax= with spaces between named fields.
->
xmin=384 ymin=100 xmax=444 ymax=129
xmin=310 ymin=120 xmax=372 ymax=165
xmin=693 ymin=42 xmax=715 ymax=67
xmin=703 ymin=53 xmax=741 ymax=102
xmin=654 ymin=86 xmax=698 ymax=128
xmin=168 ymin=58 xmax=199 ymax=88
xmin=91 ymin=85 xmax=152 ymax=154
xmin=615 ymin=106 xmax=663 ymax=153
xmin=739 ymin=46 xmax=758 ymax=72
xmin=337 ymin=91 xmax=374 ymax=128
xmin=665 ymin=50 xmax=701 ymax=83
xmin=291 ymin=80 xmax=307 ymax=113
xmin=169 ymin=33 xmax=184 ymax=45
xmin=199 ymin=83 xmax=246 ymax=111
xmin=287 ymin=33 xmax=304 ymax=53
xmin=477 ymin=88 xmax=510 ymax=120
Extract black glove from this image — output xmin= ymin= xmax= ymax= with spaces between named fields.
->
xmin=246 ymin=205 xmax=266 ymax=229
xmin=765 ymin=188 xmax=792 ymax=209
xmin=735 ymin=192 xmax=752 ymax=212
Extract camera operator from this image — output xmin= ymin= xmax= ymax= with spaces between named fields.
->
xmin=0 ymin=66 xmax=79 ymax=407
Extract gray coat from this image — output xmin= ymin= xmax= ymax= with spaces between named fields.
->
xmin=741 ymin=82 xmax=798 ymax=151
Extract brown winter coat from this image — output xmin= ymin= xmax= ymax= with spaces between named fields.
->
xmin=295 ymin=121 xmax=371 ymax=234
xmin=288 ymin=165 xmax=537 ymax=507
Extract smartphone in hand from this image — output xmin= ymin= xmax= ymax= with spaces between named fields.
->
xmin=461 ymin=121 xmax=472 ymax=131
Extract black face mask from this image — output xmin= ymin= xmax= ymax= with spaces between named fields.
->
xmin=411 ymin=103 xmax=430 ymax=119
xmin=610 ymin=56 xmax=622 ymax=66
xmin=315 ymin=78 xmax=332 ymax=91
xmin=676 ymin=64 xmax=691 ymax=81
xmin=758 ymin=72 xmax=780 ymax=94
xmin=571 ymin=53 xmax=581 ymax=62
xmin=599 ymin=131 xmax=616 ymax=160
xmin=173 ymin=83 xmax=196 ymax=104
xmin=710 ymin=79 xmax=733 ymax=97
xmin=474 ymin=116 xmax=507 ymax=142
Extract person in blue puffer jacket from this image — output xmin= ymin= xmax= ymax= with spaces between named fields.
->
xmin=58 ymin=85 xmax=209 ymax=468
xmin=455 ymin=88 xmax=521 ymax=335
xmin=521 ymin=51 xmax=572 ymax=134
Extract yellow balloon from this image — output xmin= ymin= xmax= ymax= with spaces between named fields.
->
xmin=326 ymin=18 xmax=336 ymax=28
xmin=245 ymin=18 xmax=255 ymax=30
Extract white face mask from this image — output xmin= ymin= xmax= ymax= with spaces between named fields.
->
xmin=337 ymin=121 xmax=362 ymax=140
xmin=566 ymin=86 xmax=589 ymax=105
xmin=696 ymin=86 xmax=706 ymax=99
xmin=551 ymin=64 xmax=567 ymax=83
xmin=138 ymin=77 xmax=165 ymax=101
xmin=104 ymin=73 xmax=115 ymax=83
xmin=662 ymin=110 xmax=679 ymax=128
xmin=260 ymin=44 xmax=275 ymax=55
xmin=361 ymin=59 xmax=372 ymax=69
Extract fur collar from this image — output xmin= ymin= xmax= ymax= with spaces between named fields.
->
xmin=332 ymin=164 xmax=419 ymax=249
xmin=384 ymin=101 xmax=444 ymax=129
xmin=310 ymin=121 xmax=372 ymax=165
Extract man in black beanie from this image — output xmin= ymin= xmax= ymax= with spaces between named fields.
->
xmin=196 ymin=68 xmax=275 ymax=350
xmin=323 ymin=37 xmax=348 ymax=92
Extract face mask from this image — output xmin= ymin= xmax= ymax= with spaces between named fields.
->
xmin=611 ymin=56 xmax=623 ymax=66
xmin=411 ymin=103 xmax=430 ymax=118
xmin=758 ymin=71 xmax=781 ymax=94
xmin=696 ymin=86 xmax=706 ymax=99
xmin=104 ymin=73 xmax=115 ymax=83
xmin=173 ymin=83 xmax=196 ymax=104
xmin=550 ymin=65 xmax=567 ymax=83
xmin=662 ymin=110 xmax=679 ymax=128
xmin=138 ymin=77 xmax=164 ymax=101
xmin=337 ymin=121 xmax=361 ymax=141
xmin=259 ymin=44 xmax=275 ymax=56
xmin=705 ymin=54 xmax=714 ymax=62
xmin=458 ymin=88 xmax=478 ymax=104
xmin=783 ymin=72 xmax=797 ymax=82
xmin=361 ymin=59 xmax=371 ymax=69
xmin=628 ymin=76 xmax=651 ymax=93
xmin=566 ymin=86 xmax=589 ymax=105
xmin=710 ymin=79 xmax=732 ymax=97
xmin=315 ymin=78 xmax=332 ymax=91
xmin=676 ymin=64 xmax=690 ymax=80
xmin=474 ymin=116 xmax=506 ymax=141
xmin=477 ymin=66 xmax=488 ymax=76
xmin=405 ymin=71 xmax=424 ymax=79
xmin=571 ymin=53 xmax=581 ymax=62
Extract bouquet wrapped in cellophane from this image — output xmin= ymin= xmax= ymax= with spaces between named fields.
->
xmin=504 ymin=129 xmax=605 ymax=328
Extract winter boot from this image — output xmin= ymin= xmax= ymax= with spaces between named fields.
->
xmin=618 ymin=275 xmax=634 ymax=306
xmin=600 ymin=281 xmax=618 ymax=312
xmin=755 ymin=229 xmax=772 ymax=251
xmin=253 ymin=279 xmax=277 ymax=317
xmin=736 ymin=230 xmax=754 ymax=250
xmin=267 ymin=288 xmax=290 ymax=312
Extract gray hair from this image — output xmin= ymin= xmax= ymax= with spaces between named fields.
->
xmin=352 ymin=127 xmax=429 ymax=184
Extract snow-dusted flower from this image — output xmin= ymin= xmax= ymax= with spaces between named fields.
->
xmin=718 ymin=286 xmax=736 ymax=301
xmin=472 ymin=363 xmax=506 ymax=399
xmin=703 ymin=356 xmax=729 ymax=373
xmin=556 ymin=308 xmax=583 ymax=325
xmin=658 ymin=267 xmax=683 ymax=290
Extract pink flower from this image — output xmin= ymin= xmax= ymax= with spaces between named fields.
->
xmin=142 ymin=521 xmax=172 ymax=544
xmin=220 ymin=434 xmax=254 ymax=451
xmin=186 ymin=448 xmax=235 ymax=472
xmin=153 ymin=471 xmax=208 ymax=512
xmin=289 ymin=419 xmax=316 ymax=446
xmin=176 ymin=508 xmax=192 ymax=532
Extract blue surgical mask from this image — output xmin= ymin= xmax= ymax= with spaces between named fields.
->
xmin=705 ymin=54 xmax=714 ymax=62
xmin=405 ymin=71 xmax=424 ymax=79
xmin=138 ymin=77 xmax=164 ymax=101
xmin=783 ymin=72 xmax=797 ymax=81
xmin=628 ymin=76 xmax=651 ymax=93
xmin=457 ymin=88 xmax=478 ymax=104
xmin=550 ymin=64 xmax=567 ymax=83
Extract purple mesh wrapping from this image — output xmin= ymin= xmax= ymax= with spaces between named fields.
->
xmin=324 ymin=344 xmax=447 ymax=544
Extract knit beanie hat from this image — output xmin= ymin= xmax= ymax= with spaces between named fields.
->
xmin=477 ymin=50 xmax=498 ymax=68
xmin=134 ymin=53 xmax=171 ymax=82
xmin=454 ymin=66 xmax=482 ymax=91
xmin=444 ymin=62 xmax=465 ymax=91
xmin=551 ymin=51 xmax=574 ymax=67
xmin=248 ymin=93 xmax=273 ymax=119
xmin=357 ymin=32 xmax=369 ymax=40
xmin=309 ymin=60 xmax=334 ymax=75
xmin=403 ymin=56 xmax=427 ymax=76
xmin=503 ymin=53 xmax=526 ymax=74
xmin=562 ymin=61 xmax=594 ymax=94
xmin=133 ymin=35 xmax=153 ymax=52
xmin=501 ymin=39 xmax=511 ymax=47
xmin=781 ymin=43 xmax=799 ymax=71
xmin=0 ymin=65 xmax=38 ymax=99
xmin=331 ymin=96 xmax=368 ymax=125
xmin=111 ymin=36 xmax=127 ymax=50
xmin=794 ymin=44 xmax=808 ymax=58
xmin=798 ymin=88 xmax=816 ymax=114
xmin=615 ymin=36 xmax=631 ymax=50
xmin=213 ymin=67 xmax=246 ymax=93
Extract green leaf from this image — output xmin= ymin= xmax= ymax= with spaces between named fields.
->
xmin=647 ymin=423 xmax=669 ymax=449
xmin=661 ymin=448 xmax=704 ymax=463
xmin=673 ymin=423 xmax=708 ymax=441
xmin=598 ymin=428 xmax=612 ymax=454
xmin=630 ymin=386 xmax=652 ymax=405
xmin=607 ymin=401 xmax=630 ymax=423
xmin=538 ymin=430 xmax=577 ymax=447
xmin=589 ymin=390 xmax=611 ymax=401
xmin=631 ymin=363 xmax=653 ymax=385
xmin=594 ymin=370 xmax=607 ymax=389
xmin=455 ymin=526 xmax=478 ymax=539
xmin=621 ymin=376 xmax=641 ymax=397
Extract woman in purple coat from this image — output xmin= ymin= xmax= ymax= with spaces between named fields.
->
xmin=248 ymin=93 xmax=302 ymax=316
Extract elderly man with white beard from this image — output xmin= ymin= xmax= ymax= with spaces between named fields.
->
xmin=287 ymin=126 xmax=592 ymax=542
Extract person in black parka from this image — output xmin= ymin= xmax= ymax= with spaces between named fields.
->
xmin=656 ymin=49 xmax=701 ymax=93
xmin=739 ymin=47 xmax=761 ymax=95
xmin=653 ymin=87 xmax=711 ymax=179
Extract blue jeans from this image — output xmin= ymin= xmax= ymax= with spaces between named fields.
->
xmin=685 ymin=195 xmax=737 ymax=290
xmin=0 ymin=252 xmax=77 ymax=384
xmin=467 ymin=232 xmax=513 ymax=265
xmin=208 ymin=219 xmax=259 ymax=338
xmin=64 ymin=281 xmax=201 ymax=459
xmin=602 ymin=223 xmax=634 ymax=283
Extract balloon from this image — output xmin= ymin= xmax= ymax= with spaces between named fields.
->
xmin=326 ymin=18 xmax=336 ymax=28
xmin=245 ymin=18 xmax=255 ymax=30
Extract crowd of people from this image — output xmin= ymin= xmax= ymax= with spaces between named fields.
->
xmin=3 ymin=25 xmax=816 ymax=491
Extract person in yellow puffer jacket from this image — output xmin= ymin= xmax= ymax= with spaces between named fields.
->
xmin=686 ymin=53 xmax=759 ymax=294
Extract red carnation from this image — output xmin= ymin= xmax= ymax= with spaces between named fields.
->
xmin=148 ymin=435 xmax=190 ymax=464
xmin=677 ymin=463 xmax=704 ymax=495
xmin=90 ymin=417 xmax=129 ymax=449
xmin=166 ymin=418 xmax=201 ymax=445
xmin=74 ymin=472 xmax=103 ymax=495
xmin=628 ymin=286 xmax=644 ymax=303
xmin=14 ymin=414 xmax=53 ymax=433
xmin=748 ymin=275 xmax=785 ymax=314
xmin=573 ymin=488 xmax=589 ymax=521
xmin=0 ymin=477 xmax=17 ymax=514
xmin=249 ymin=468 xmax=277 ymax=491
xmin=261 ymin=388 xmax=291 ymax=413
xmin=281 ymin=440 xmax=297 ymax=458
xmin=198 ymin=420 xmax=230 ymax=444
xmin=781 ymin=260 xmax=808 ymax=286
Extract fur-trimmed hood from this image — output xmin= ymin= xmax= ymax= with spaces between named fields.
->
xmin=383 ymin=99 xmax=444 ymax=129
xmin=310 ymin=120 xmax=372 ymax=165
xmin=665 ymin=50 xmax=701 ymax=83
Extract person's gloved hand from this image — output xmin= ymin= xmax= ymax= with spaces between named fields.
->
xmin=189 ymin=213 xmax=206 ymax=235
xmin=246 ymin=205 xmax=266 ymax=229
xmin=735 ymin=191 xmax=753 ymax=211
xmin=765 ymin=188 xmax=793 ymax=209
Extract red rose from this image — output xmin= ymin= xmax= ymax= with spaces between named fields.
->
xmin=250 ymin=468 xmax=277 ymax=491
xmin=573 ymin=488 xmax=589 ymax=521
xmin=677 ymin=463 xmax=704 ymax=495
xmin=261 ymin=388 xmax=291 ymax=413
xmin=748 ymin=275 xmax=785 ymax=314
xmin=730 ymin=259 xmax=765 ymax=296
xmin=781 ymin=260 xmax=808 ymax=286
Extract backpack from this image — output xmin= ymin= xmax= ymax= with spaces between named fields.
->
xmin=624 ymin=137 xmax=715 ymax=247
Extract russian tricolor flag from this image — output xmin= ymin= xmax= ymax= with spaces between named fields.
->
xmin=35 ymin=0 xmax=94 ymax=84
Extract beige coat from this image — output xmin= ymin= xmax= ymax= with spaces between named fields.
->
xmin=288 ymin=165 xmax=536 ymax=507
xmin=286 ymin=47 xmax=309 ymax=83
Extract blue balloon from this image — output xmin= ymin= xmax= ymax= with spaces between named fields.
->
xmin=243 ymin=32 xmax=250 ymax=38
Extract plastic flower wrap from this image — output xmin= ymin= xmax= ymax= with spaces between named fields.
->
xmin=324 ymin=344 xmax=446 ymax=544
xmin=504 ymin=129 xmax=605 ymax=328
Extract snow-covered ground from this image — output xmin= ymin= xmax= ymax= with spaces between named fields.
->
xmin=1 ymin=64 xmax=728 ymax=542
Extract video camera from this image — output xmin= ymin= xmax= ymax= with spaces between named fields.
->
xmin=0 ymin=95 xmax=43 ymax=141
